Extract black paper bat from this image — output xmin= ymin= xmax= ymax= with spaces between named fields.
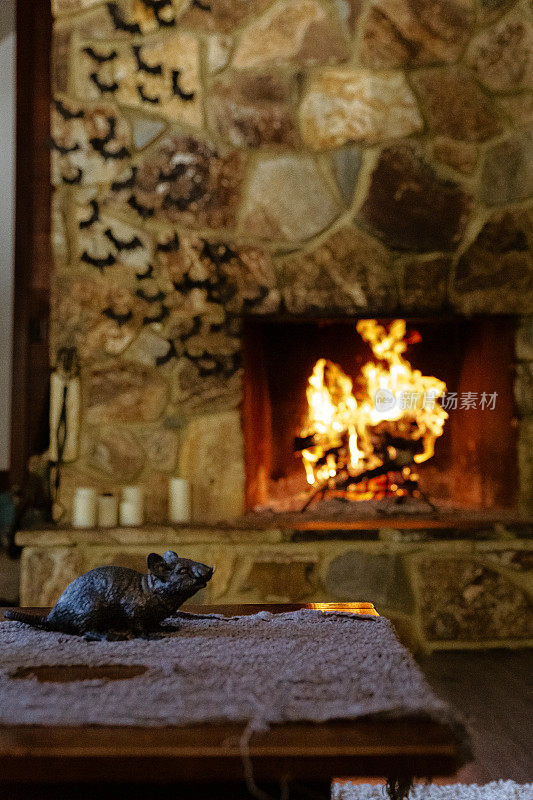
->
xmin=99 ymin=117 xmax=116 ymax=144
xmin=132 ymin=46 xmax=162 ymax=75
xmin=140 ymin=0 xmax=172 ymax=11
xmin=136 ymin=263 xmax=154 ymax=280
xmin=181 ymin=315 xmax=202 ymax=339
xmin=172 ymin=276 xmax=211 ymax=293
xmin=62 ymin=167 xmax=83 ymax=185
xmin=104 ymin=228 xmax=143 ymax=251
xmin=137 ymin=84 xmax=161 ymax=104
xmin=106 ymin=2 xmax=141 ymax=34
xmin=162 ymin=182 xmax=204 ymax=211
xmin=111 ymin=167 xmax=137 ymax=191
xmin=54 ymin=99 xmax=84 ymax=120
xmin=90 ymin=136 xmax=130 ymax=161
xmin=89 ymin=118 xmax=130 ymax=160
xmin=83 ymin=47 xmax=118 ymax=63
xmin=140 ymin=0 xmax=175 ymax=26
xmin=90 ymin=72 xmax=119 ymax=94
xmin=102 ymin=307 xmax=133 ymax=326
xmin=171 ymin=70 xmax=195 ymax=101
xmin=143 ymin=305 xmax=169 ymax=324
xmin=158 ymin=162 xmax=187 ymax=182
xmin=242 ymin=285 xmax=270 ymax=310
xmin=128 ymin=194 xmax=155 ymax=218
xmin=81 ymin=251 xmax=116 ymax=270
xmin=136 ymin=288 xmax=166 ymax=303
xmin=156 ymin=233 xmax=180 ymax=252
xmin=79 ymin=200 xmax=100 ymax=229
xmin=155 ymin=339 xmax=177 ymax=366
xmin=50 ymin=137 xmax=80 ymax=155
xmin=201 ymin=240 xmax=238 ymax=265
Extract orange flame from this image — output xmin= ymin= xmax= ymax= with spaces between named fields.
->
xmin=299 ymin=320 xmax=447 ymax=493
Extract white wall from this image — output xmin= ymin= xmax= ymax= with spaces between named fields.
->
xmin=0 ymin=0 xmax=15 ymax=472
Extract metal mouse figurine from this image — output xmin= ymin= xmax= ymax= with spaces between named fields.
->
xmin=5 ymin=551 xmax=214 ymax=639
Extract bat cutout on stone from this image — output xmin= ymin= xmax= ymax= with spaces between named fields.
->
xmin=97 ymin=116 xmax=117 ymax=144
xmin=111 ymin=167 xmax=137 ymax=191
xmin=49 ymin=137 xmax=81 ymax=155
xmin=139 ymin=0 xmax=176 ymax=26
xmin=143 ymin=305 xmax=169 ymax=324
xmin=81 ymin=251 xmax=116 ymax=270
xmin=136 ymin=263 xmax=154 ymax=280
xmin=90 ymin=137 xmax=130 ymax=161
xmin=90 ymin=72 xmax=119 ymax=94
xmin=4 ymin=551 xmax=214 ymax=639
xmin=171 ymin=70 xmax=195 ymax=101
xmin=181 ymin=314 xmax=202 ymax=339
xmin=156 ymin=233 xmax=180 ymax=252
xmin=79 ymin=200 xmax=100 ymax=229
xmin=83 ymin=46 xmax=118 ymax=63
xmin=62 ymin=167 xmax=83 ymax=185
xmin=137 ymin=84 xmax=161 ymax=104
xmin=242 ymin=285 xmax=270 ymax=310
xmin=89 ymin=117 xmax=130 ymax=160
xmin=104 ymin=228 xmax=143 ymax=251
xmin=163 ymin=183 xmax=204 ymax=211
xmin=136 ymin=288 xmax=166 ymax=303
xmin=106 ymin=2 xmax=141 ymax=34
xmin=140 ymin=0 xmax=173 ymax=11
xmin=192 ymin=0 xmax=211 ymax=10
xmin=201 ymin=240 xmax=239 ymax=265
xmin=132 ymin=45 xmax=163 ymax=75
xmin=102 ymin=307 xmax=133 ymax=326
xmin=54 ymin=99 xmax=84 ymax=120
xmin=128 ymin=194 xmax=155 ymax=218
xmin=155 ymin=339 xmax=177 ymax=366
xmin=158 ymin=162 xmax=187 ymax=182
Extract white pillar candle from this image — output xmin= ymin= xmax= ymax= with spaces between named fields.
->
xmin=119 ymin=500 xmax=143 ymax=527
xmin=122 ymin=486 xmax=143 ymax=504
xmin=97 ymin=493 xmax=119 ymax=528
xmin=169 ymin=478 xmax=191 ymax=523
xmin=72 ymin=488 xmax=97 ymax=528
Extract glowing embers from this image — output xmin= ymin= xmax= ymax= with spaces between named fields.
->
xmin=295 ymin=320 xmax=447 ymax=505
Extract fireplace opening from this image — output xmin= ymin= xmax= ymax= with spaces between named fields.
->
xmin=242 ymin=316 xmax=519 ymax=521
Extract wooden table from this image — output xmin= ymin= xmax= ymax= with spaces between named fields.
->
xmin=0 ymin=604 xmax=464 ymax=800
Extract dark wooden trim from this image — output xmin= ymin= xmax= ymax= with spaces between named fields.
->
xmin=0 ymin=471 xmax=9 ymax=492
xmin=10 ymin=0 xmax=52 ymax=487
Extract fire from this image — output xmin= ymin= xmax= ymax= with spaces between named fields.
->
xmin=298 ymin=320 xmax=448 ymax=499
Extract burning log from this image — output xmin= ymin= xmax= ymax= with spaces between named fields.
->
xmin=300 ymin=454 xmax=417 ymax=512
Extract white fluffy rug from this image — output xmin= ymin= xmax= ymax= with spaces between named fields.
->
xmin=332 ymin=781 xmax=532 ymax=799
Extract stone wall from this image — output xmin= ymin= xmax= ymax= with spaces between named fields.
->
xmin=50 ymin=0 xmax=533 ymax=522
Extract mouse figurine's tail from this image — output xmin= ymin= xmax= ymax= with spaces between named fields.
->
xmin=4 ymin=609 xmax=50 ymax=628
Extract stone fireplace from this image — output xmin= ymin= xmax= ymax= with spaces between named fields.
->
xmin=17 ymin=0 xmax=533 ymax=649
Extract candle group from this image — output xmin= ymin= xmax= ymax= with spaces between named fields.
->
xmin=72 ymin=480 xmax=191 ymax=527
xmin=72 ymin=486 xmax=144 ymax=528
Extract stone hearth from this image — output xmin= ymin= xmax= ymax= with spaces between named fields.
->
xmin=16 ymin=524 xmax=532 ymax=651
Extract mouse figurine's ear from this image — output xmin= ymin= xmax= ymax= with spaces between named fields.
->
xmin=147 ymin=552 xmax=171 ymax=580
xmin=162 ymin=550 xmax=179 ymax=564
